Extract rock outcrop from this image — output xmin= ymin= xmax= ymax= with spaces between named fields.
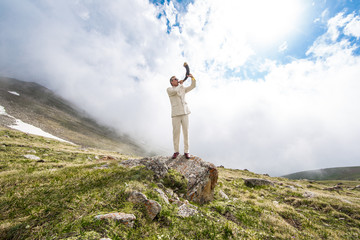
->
xmin=120 ymin=155 xmax=218 ymax=204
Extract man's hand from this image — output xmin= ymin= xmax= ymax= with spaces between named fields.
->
xmin=179 ymin=80 xmax=184 ymax=84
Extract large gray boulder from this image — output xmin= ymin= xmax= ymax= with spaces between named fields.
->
xmin=120 ymin=155 xmax=218 ymax=204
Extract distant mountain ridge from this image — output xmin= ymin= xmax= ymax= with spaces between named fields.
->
xmin=0 ymin=76 xmax=146 ymax=155
xmin=282 ymin=166 xmax=360 ymax=180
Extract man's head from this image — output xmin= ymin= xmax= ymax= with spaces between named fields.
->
xmin=170 ymin=76 xmax=179 ymax=86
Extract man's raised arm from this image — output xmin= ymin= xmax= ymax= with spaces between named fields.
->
xmin=185 ymin=75 xmax=196 ymax=93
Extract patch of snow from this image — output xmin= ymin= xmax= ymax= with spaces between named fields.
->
xmin=1 ymin=104 xmax=73 ymax=144
xmin=9 ymin=119 xmax=73 ymax=144
xmin=0 ymin=105 xmax=11 ymax=117
xmin=8 ymin=91 xmax=20 ymax=96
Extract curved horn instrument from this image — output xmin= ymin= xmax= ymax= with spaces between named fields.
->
xmin=183 ymin=62 xmax=190 ymax=81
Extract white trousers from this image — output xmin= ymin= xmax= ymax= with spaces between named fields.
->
xmin=172 ymin=114 xmax=189 ymax=153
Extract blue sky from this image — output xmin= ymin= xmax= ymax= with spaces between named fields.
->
xmin=149 ymin=0 xmax=360 ymax=79
xmin=1 ymin=0 xmax=360 ymax=176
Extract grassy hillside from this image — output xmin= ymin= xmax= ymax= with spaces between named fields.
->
xmin=282 ymin=166 xmax=360 ymax=181
xmin=0 ymin=76 xmax=146 ymax=156
xmin=1 ymin=127 xmax=360 ymax=239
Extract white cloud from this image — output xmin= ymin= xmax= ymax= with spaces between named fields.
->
xmin=327 ymin=12 xmax=355 ymax=41
xmin=164 ymin=1 xmax=178 ymax=28
xmin=320 ymin=8 xmax=330 ymax=23
xmin=1 ymin=0 xmax=360 ymax=176
xmin=278 ymin=41 xmax=288 ymax=52
xmin=344 ymin=15 xmax=360 ymax=38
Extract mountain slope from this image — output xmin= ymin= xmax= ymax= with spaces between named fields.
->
xmin=1 ymin=128 xmax=360 ymax=239
xmin=0 ymin=76 xmax=146 ymax=156
xmin=282 ymin=166 xmax=360 ymax=180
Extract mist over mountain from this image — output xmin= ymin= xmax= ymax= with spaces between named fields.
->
xmin=282 ymin=166 xmax=360 ymax=181
xmin=0 ymin=76 xmax=149 ymax=156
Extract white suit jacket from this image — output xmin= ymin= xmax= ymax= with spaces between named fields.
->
xmin=167 ymin=78 xmax=196 ymax=117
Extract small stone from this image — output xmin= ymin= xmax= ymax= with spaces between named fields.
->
xmin=219 ymin=190 xmax=229 ymax=200
xmin=144 ymin=199 xmax=161 ymax=220
xmin=303 ymin=191 xmax=316 ymax=198
xmin=155 ymin=188 xmax=169 ymax=204
xmin=165 ymin=188 xmax=175 ymax=197
xmin=24 ymin=155 xmax=40 ymax=160
xmin=27 ymin=149 xmax=36 ymax=153
xmin=178 ymin=204 xmax=198 ymax=218
xmin=94 ymin=164 xmax=110 ymax=170
xmin=95 ymin=212 xmax=136 ymax=227
xmin=324 ymin=185 xmax=343 ymax=191
xmin=342 ymin=199 xmax=352 ymax=204
xmin=170 ymin=199 xmax=184 ymax=206
xmin=244 ymin=178 xmax=274 ymax=187
xmin=100 ymin=156 xmax=116 ymax=161
xmin=128 ymin=191 xmax=148 ymax=204
xmin=286 ymin=186 xmax=297 ymax=190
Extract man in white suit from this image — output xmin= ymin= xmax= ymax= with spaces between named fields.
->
xmin=167 ymin=74 xmax=196 ymax=159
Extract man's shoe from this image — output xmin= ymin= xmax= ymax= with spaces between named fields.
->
xmin=184 ymin=153 xmax=191 ymax=159
xmin=172 ymin=152 xmax=179 ymax=159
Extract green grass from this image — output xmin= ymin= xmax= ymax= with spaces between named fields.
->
xmin=1 ymin=127 xmax=360 ymax=239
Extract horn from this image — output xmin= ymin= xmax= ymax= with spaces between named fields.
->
xmin=183 ymin=62 xmax=190 ymax=81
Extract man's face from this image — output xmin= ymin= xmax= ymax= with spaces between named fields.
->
xmin=171 ymin=77 xmax=179 ymax=86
